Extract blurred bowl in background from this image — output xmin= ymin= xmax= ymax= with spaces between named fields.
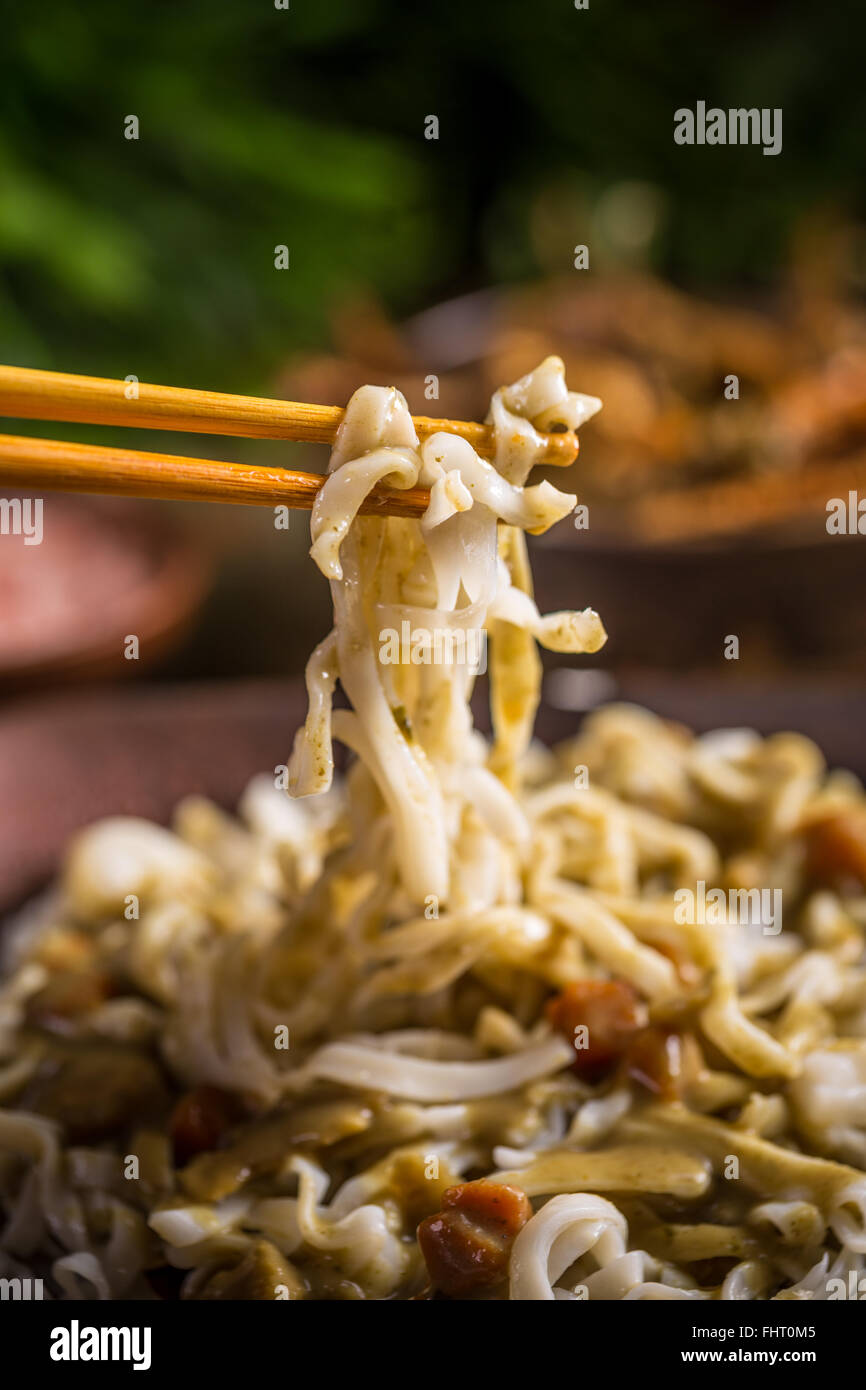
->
xmin=0 ymin=495 xmax=212 ymax=688
xmin=533 ymin=522 xmax=866 ymax=677
xmin=0 ymin=678 xmax=306 ymax=915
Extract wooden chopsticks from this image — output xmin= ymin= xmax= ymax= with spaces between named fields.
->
xmin=0 ymin=433 xmax=431 ymax=517
xmin=0 ymin=365 xmax=579 ymax=516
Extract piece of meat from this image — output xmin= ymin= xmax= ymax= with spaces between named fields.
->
xmin=804 ymin=808 xmax=866 ymax=887
xmin=169 ymin=1086 xmax=241 ymax=1167
xmin=545 ymin=979 xmax=645 ymax=1080
xmin=623 ymin=1025 xmax=698 ymax=1100
xmin=417 ymin=1180 xmax=531 ymax=1297
xmin=189 ymin=1241 xmax=306 ymax=1301
xmin=19 ymin=1041 xmax=169 ymax=1142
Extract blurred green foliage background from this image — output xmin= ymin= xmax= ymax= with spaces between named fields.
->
xmin=1 ymin=0 xmax=863 ymax=393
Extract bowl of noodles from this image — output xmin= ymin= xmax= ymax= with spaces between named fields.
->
xmin=2 ymin=358 xmax=866 ymax=1302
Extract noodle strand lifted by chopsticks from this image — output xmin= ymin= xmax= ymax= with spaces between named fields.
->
xmin=3 ymin=358 xmax=866 ymax=1301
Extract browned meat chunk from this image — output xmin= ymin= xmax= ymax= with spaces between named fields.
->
xmin=169 ymin=1086 xmax=240 ymax=1167
xmin=624 ymin=1025 xmax=698 ymax=1100
xmin=417 ymin=1180 xmax=531 ymax=1296
xmin=804 ymin=808 xmax=866 ymax=887
xmin=545 ymin=979 xmax=644 ymax=1080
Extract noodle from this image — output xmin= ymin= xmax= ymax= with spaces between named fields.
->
xmin=1 ymin=356 xmax=866 ymax=1300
